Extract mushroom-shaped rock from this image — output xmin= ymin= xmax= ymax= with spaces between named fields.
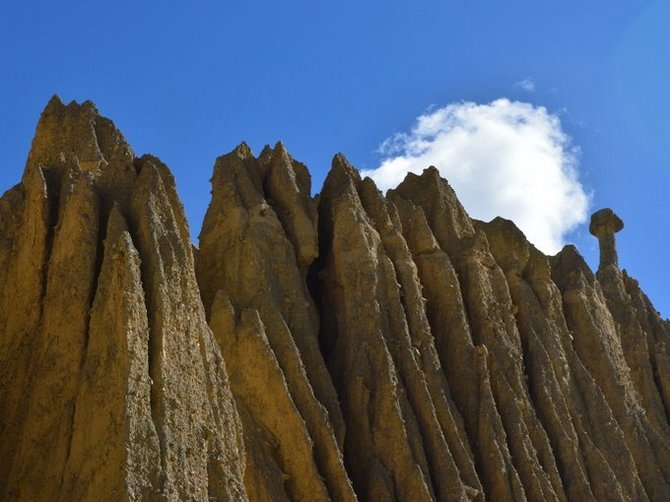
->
xmin=589 ymin=208 xmax=624 ymax=270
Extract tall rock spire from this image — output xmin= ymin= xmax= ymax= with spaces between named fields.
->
xmin=0 ymin=99 xmax=247 ymax=501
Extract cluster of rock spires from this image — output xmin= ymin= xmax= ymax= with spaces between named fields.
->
xmin=0 ymin=98 xmax=669 ymax=501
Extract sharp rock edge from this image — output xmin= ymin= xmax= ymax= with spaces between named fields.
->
xmin=1 ymin=98 xmax=669 ymax=501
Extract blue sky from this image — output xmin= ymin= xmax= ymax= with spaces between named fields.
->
xmin=1 ymin=1 xmax=668 ymax=316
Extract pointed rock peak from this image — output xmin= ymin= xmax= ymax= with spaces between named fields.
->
xmin=359 ymin=175 xmax=399 ymax=235
xmin=478 ymin=217 xmax=531 ymax=273
xmin=487 ymin=216 xmax=523 ymax=233
xmin=135 ymin=154 xmax=157 ymax=174
xmin=268 ymin=143 xmax=312 ymax=196
xmin=214 ymin=143 xmax=262 ymax=184
xmin=258 ymin=144 xmax=273 ymax=164
xmin=134 ymin=157 xmax=164 ymax=194
xmin=482 ymin=217 xmax=529 ymax=249
xmin=266 ymin=141 xmax=293 ymax=174
xmin=392 ymin=169 xmax=428 ymax=196
xmin=395 ymin=164 xmax=461 ymax=211
xmin=331 ymin=153 xmax=361 ymax=183
xmin=216 ymin=143 xmax=253 ymax=165
xmin=392 ymin=165 xmax=443 ymax=188
xmin=422 ymin=165 xmax=441 ymax=178
xmin=361 ymin=176 xmax=381 ymax=195
xmin=137 ymin=155 xmax=174 ymax=187
xmin=320 ymin=153 xmax=362 ymax=203
xmin=332 ymin=152 xmax=355 ymax=171
xmin=255 ymin=144 xmax=275 ymax=182
xmin=272 ymin=140 xmax=289 ymax=158
xmin=231 ymin=141 xmax=254 ymax=160
xmin=36 ymin=95 xmax=99 ymax=126
xmin=269 ymin=140 xmax=293 ymax=170
xmin=26 ymin=97 xmax=133 ymax=185
xmin=291 ymin=158 xmax=312 ymax=196
xmin=79 ymin=99 xmax=99 ymax=113
xmin=550 ymin=244 xmax=595 ymax=288
xmin=136 ymin=155 xmax=190 ymax=245
xmin=359 ymin=176 xmax=388 ymax=218
xmin=555 ymin=243 xmax=585 ymax=262
xmin=213 ymin=143 xmax=264 ymax=195
xmin=401 ymin=165 xmax=448 ymax=191
xmin=39 ymin=97 xmax=99 ymax=123
xmin=45 ymin=94 xmax=65 ymax=113
xmin=389 ymin=162 xmax=475 ymax=252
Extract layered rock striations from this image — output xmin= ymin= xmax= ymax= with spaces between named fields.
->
xmin=1 ymin=99 xmax=669 ymax=501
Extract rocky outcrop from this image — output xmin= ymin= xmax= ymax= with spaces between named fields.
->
xmin=0 ymin=98 xmax=247 ymax=501
xmin=196 ymin=142 xmax=355 ymax=502
xmin=1 ymin=99 xmax=669 ymax=501
xmin=315 ymin=157 xmax=481 ymax=501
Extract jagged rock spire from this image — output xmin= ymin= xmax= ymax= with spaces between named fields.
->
xmin=0 ymin=99 xmax=247 ymax=500
xmin=2 ymin=98 xmax=670 ymax=501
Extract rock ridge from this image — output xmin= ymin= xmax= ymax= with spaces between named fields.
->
xmin=1 ymin=99 xmax=669 ymax=501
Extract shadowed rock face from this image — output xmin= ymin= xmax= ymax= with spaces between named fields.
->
xmin=1 ymin=99 xmax=669 ymax=501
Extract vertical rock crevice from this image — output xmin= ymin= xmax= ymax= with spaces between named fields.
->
xmin=2 ymin=98 xmax=670 ymax=502
xmin=196 ymin=143 xmax=355 ymax=502
xmin=0 ymin=98 xmax=247 ymax=501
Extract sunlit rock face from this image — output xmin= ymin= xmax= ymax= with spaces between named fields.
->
xmin=1 ymin=99 xmax=669 ymax=501
xmin=0 ymin=98 xmax=247 ymax=501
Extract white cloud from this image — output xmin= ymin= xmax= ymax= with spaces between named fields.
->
xmin=363 ymin=99 xmax=590 ymax=253
xmin=515 ymin=78 xmax=536 ymax=92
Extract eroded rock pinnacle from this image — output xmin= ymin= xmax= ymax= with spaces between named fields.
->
xmin=590 ymin=207 xmax=624 ymax=270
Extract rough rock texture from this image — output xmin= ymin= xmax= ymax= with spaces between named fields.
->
xmin=196 ymin=143 xmax=355 ymax=502
xmin=1 ymin=99 xmax=670 ymax=501
xmin=0 ymin=98 xmax=247 ymax=501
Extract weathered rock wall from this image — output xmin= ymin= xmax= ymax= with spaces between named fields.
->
xmin=0 ymin=98 xmax=247 ymax=501
xmin=1 ymin=99 xmax=669 ymax=501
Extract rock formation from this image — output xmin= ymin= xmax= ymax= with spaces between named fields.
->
xmin=589 ymin=208 xmax=624 ymax=270
xmin=0 ymin=98 xmax=246 ymax=501
xmin=1 ymin=98 xmax=669 ymax=501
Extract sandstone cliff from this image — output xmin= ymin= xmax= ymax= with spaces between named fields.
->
xmin=0 ymin=99 xmax=669 ymax=501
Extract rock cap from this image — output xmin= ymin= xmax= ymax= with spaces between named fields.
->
xmin=589 ymin=208 xmax=623 ymax=237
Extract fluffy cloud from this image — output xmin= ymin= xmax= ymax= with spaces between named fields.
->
xmin=362 ymin=99 xmax=589 ymax=253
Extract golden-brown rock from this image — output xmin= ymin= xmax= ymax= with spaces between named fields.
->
xmin=1 ymin=98 xmax=670 ymax=502
xmin=0 ymin=98 xmax=247 ymax=501
xmin=196 ymin=143 xmax=354 ymax=502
